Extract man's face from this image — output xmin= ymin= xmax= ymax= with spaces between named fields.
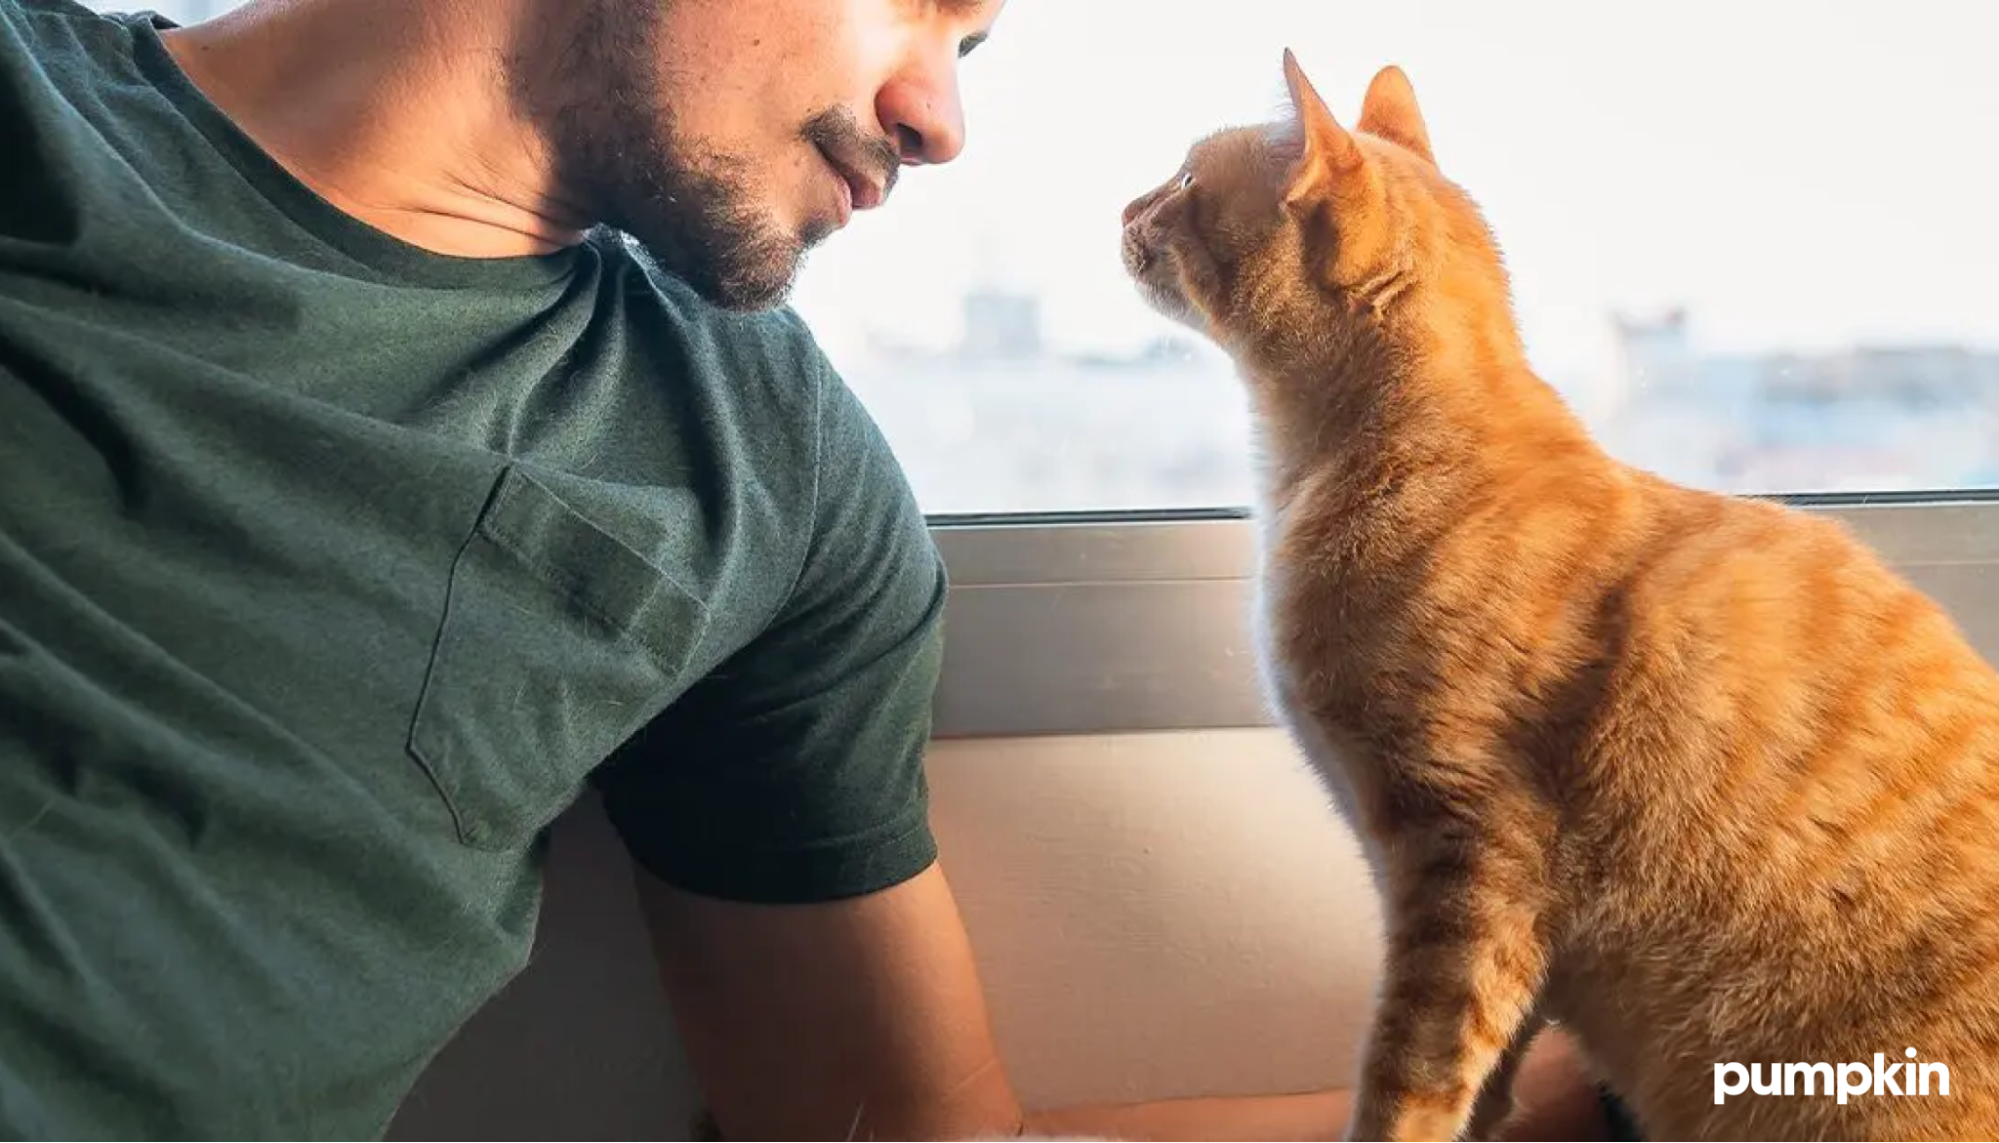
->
xmin=532 ymin=0 xmax=1003 ymax=312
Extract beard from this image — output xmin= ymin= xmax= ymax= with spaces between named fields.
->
xmin=517 ymin=0 xmax=848 ymax=312
xmin=584 ymin=128 xmax=812 ymax=314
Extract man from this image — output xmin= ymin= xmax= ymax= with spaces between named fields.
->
xmin=0 ymin=0 xmax=1624 ymax=1137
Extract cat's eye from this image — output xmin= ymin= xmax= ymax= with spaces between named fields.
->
xmin=1176 ymin=171 xmax=1195 ymax=192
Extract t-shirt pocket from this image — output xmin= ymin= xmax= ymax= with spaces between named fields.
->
xmin=407 ymin=464 xmax=709 ymax=851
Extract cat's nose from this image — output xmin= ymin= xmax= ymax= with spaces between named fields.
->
xmin=1121 ymin=193 xmax=1151 ymax=228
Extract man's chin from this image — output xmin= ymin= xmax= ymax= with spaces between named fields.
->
xmin=700 ymin=264 xmax=801 ymax=313
xmin=700 ymin=231 xmax=829 ymax=313
xmin=620 ymin=226 xmax=808 ymax=314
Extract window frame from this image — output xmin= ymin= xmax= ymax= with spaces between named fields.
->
xmin=923 ymin=493 xmax=1999 ymax=739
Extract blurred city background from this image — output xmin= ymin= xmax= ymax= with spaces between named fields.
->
xmin=84 ymin=0 xmax=1999 ymax=515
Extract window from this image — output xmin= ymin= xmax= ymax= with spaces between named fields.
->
xmin=800 ymin=1 xmax=1999 ymax=515
xmin=103 ymin=0 xmax=220 ymax=21
xmin=89 ymin=1 xmax=1999 ymax=516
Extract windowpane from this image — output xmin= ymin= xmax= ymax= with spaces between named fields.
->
xmin=791 ymin=1 xmax=1999 ymax=512
xmin=95 ymin=0 xmax=220 ymax=22
xmin=79 ymin=2 xmax=1999 ymax=513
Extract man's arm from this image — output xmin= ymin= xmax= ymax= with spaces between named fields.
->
xmin=637 ymin=859 xmax=1614 ymax=1142
xmin=637 ymin=861 xmax=1021 ymax=1140
xmin=636 ymin=858 xmax=1348 ymax=1141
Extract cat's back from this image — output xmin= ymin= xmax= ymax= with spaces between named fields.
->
xmin=1580 ymin=476 xmax=1999 ymax=929
xmin=1600 ymin=480 xmax=1999 ymax=812
xmin=1561 ymin=480 xmax=1999 ymax=1140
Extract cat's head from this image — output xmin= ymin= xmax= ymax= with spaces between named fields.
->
xmin=1121 ymin=51 xmax=1515 ymax=368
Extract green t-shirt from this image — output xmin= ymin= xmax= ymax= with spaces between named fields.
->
xmin=0 ymin=0 xmax=948 ymax=1136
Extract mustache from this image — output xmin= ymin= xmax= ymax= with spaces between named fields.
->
xmin=802 ymin=106 xmax=901 ymax=199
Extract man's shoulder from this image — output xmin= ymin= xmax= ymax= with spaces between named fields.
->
xmin=579 ymin=225 xmax=934 ymax=597
xmin=3 ymin=0 xmax=125 ymax=55
xmin=588 ymin=227 xmax=917 ymax=519
xmin=581 ymin=249 xmax=948 ymax=912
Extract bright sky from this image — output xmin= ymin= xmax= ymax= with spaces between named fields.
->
xmin=103 ymin=0 xmax=1999 ymax=385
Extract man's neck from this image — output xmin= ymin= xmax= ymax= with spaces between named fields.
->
xmin=160 ymin=0 xmax=591 ymax=258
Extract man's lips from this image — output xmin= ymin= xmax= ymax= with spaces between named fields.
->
xmin=820 ymin=146 xmax=888 ymax=213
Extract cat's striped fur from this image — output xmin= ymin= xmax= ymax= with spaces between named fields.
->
xmin=1119 ymin=49 xmax=1999 ymax=1141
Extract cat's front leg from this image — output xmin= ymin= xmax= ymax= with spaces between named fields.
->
xmin=1344 ymin=828 xmax=1550 ymax=1143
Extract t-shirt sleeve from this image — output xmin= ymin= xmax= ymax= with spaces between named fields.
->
xmin=591 ymin=350 xmax=948 ymax=905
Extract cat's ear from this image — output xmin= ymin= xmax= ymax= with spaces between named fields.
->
xmin=1357 ymin=64 xmax=1436 ymax=166
xmin=1282 ymin=48 xmax=1364 ymax=206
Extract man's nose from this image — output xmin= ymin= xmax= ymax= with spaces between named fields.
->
xmin=878 ymin=65 xmax=967 ymax=166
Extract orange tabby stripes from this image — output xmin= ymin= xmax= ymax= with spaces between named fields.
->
xmin=1120 ymin=47 xmax=1999 ymax=1142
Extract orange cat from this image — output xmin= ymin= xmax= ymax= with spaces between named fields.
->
xmin=1120 ymin=49 xmax=1999 ymax=1141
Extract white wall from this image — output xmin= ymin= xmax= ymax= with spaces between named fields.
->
xmin=386 ymin=729 xmax=1387 ymax=1139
